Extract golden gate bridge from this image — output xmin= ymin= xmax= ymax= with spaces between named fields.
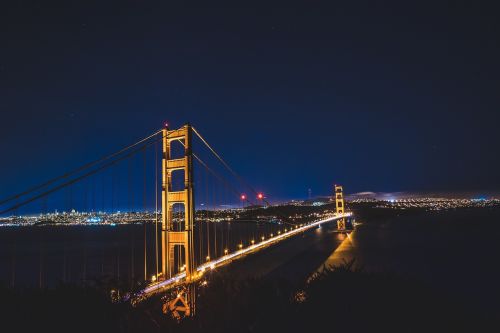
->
xmin=0 ymin=123 xmax=352 ymax=319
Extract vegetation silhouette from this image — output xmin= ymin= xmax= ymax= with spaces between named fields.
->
xmin=1 ymin=261 xmax=496 ymax=332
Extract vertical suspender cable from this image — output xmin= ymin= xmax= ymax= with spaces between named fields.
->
xmin=213 ymin=176 xmax=217 ymax=258
xmin=155 ymin=141 xmax=159 ymax=280
xmin=101 ymin=173 xmax=104 ymax=213
xmin=143 ymin=148 xmax=147 ymax=282
xmin=205 ymin=172 xmax=212 ymax=258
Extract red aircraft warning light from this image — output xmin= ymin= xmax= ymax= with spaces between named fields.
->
xmin=240 ymin=194 xmax=247 ymax=201
xmin=257 ymin=193 xmax=264 ymax=200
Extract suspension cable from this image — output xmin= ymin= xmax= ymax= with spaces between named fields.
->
xmin=192 ymin=127 xmax=259 ymax=195
xmin=193 ymin=126 xmax=275 ymax=207
xmin=0 ymin=130 xmax=167 ymax=215
xmin=193 ymin=127 xmax=298 ymax=228
xmin=0 ymin=129 xmax=162 ymax=206
xmin=143 ymin=148 xmax=148 ymax=282
xmin=154 ymin=141 xmax=159 ymax=280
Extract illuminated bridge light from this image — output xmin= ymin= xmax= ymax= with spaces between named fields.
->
xmin=238 ymin=243 xmax=243 ymax=249
xmin=206 ymin=255 xmax=210 ymax=261
xmin=138 ymin=214 xmax=351 ymax=298
xmin=224 ymin=249 xmax=228 ymax=254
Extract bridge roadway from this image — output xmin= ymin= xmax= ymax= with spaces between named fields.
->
xmin=136 ymin=213 xmax=351 ymax=299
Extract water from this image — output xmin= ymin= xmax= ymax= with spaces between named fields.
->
xmin=2 ymin=207 xmax=500 ymax=316
xmin=0 ymin=220 xmax=288 ymax=287
xmin=215 ymin=207 xmax=500 ymax=313
xmin=222 ymin=222 xmax=347 ymax=284
xmin=321 ymin=207 xmax=500 ymax=313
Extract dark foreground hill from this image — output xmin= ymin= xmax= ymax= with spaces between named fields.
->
xmin=1 ymin=262 xmax=497 ymax=333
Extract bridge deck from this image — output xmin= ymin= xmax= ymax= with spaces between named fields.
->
xmin=135 ymin=213 xmax=351 ymax=300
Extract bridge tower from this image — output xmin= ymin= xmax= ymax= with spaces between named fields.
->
xmin=161 ymin=124 xmax=196 ymax=318
xmin=161 ymin=124 xmax=196 ymax=316
xmin=334 ymin=184 xmax=346 ymax=230
xmin=162 ymin=124 xmax=195 ymax=281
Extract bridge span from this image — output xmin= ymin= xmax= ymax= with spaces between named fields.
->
xmin=0 ymin=121 xmax=353 ymax=318
xmin=137 ymin=212 xmax=351 ymax=299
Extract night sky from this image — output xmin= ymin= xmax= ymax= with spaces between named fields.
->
xmin=1 ymin=1 xmax=499 ymax=204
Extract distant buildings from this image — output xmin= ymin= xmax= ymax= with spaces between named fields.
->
xmin=1 ymin=197 xmax=498 ymax=227
xmin=350 ymin=197 xmax=500 ymax=211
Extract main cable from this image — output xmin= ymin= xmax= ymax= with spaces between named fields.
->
xmin=192 ymin=127 xmax=258 ymax=195
xmin=0 ymin=130 xmax=166 ymax=215
xmin=0 ymin=129 xmax=162 ymax=206
xmin=193 ymin=127 xmax=298 ymax=226
xmin=192 ymin=126 xmax=273 ymax=207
